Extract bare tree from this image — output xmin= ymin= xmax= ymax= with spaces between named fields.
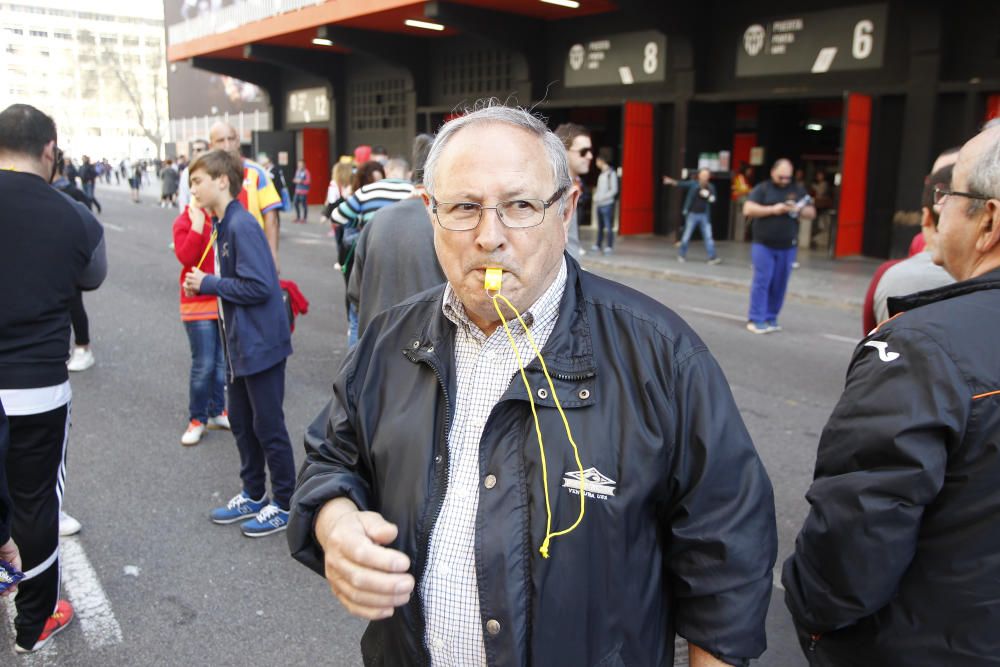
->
xmin=100 ymin=48 xmax=166 ymax=159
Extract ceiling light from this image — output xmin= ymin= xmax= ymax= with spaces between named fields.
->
xmin=806 ymin=123 xmax=823 ymax=132
xmin=541 ymin=0 xmax=581 ymax=7
xmin=312 ymin=37 xmax=334 ymax=46
xmin=404 ymin=19 xmax=445 ymax=31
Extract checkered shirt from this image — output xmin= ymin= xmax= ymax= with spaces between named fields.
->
xmin=421 ymin=259 xmax=568 ymax=667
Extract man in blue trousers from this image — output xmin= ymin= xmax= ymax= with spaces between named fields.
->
xmin=742 ymin=159 xmax=815 ymax=334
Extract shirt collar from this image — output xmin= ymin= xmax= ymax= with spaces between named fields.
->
xmin=442 ymin=258 xmax=568 ymax=339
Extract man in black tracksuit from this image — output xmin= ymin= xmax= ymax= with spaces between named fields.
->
xmin=0 ymin=104 xmax=107 ymax=653
xmin=783 ymin=125 xmax=1000 ymax=665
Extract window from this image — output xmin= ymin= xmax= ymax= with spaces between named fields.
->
xmin=29 ymin=29 xmax=47 ymax=37
xmin=6 ymin=28 xmax=23 ymax=35
xmin=350 ymin=78 xmax=408 ymax=131
xmin=440 ymin=49 xmax=515 ymax=98
xmin=54 ymin=32 xmax=71 ymax=40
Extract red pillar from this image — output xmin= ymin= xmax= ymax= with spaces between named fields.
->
xmin=619 ymin=101 xmax=655 ymax=235
xmin=301 ymin=128 xmax=329 ymax=206
xmin=836 ymin=93 xmax=872 ymax=258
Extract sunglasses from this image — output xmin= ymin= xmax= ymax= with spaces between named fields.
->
xmin=576 ymin=147 xmax=593 ymax=158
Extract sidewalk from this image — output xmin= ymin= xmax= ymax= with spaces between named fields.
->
xmin=578 ymin=227 xmax=882 ymax=310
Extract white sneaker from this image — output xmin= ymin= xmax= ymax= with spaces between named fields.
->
xmin=59 ymin=511 xmax=82 ymax=537
xmin=67 ymin=347 xmax=95 ymax=372
xmin=207 ymin=412 xmax=230 ymax=430
xmin=181 ymin=420 xmax=206 ymax=446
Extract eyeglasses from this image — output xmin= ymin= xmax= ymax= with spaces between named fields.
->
xmin=576 ymin=147 xmax=593 ymax=158
xmin=933 ymin=185 xmax=996 ymax=206
xmin=432 ymin=188 xmax=567 ymax=231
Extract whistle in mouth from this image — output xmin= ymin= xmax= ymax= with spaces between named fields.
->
xmin=485 ymin=267 xmax=503 ymax=292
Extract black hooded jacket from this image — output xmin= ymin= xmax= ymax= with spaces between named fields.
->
xmin=783 ymin=268 xmax=1000 ymax=666
xmin=289 ymin=256 xmax=777 ymax=666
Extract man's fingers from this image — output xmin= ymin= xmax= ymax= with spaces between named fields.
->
xmin=359 ymin=512 xmax=399 ymax=545
xmin=330 ymin=544 xmax=414 ymax=594
xmin=329 ymin=570 xmax=413 ymax=609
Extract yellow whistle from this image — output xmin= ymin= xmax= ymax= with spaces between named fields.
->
xmin=485 ymin=267 xmax=503 ymax=292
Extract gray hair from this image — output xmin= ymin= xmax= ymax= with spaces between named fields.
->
xmin=964 ymin=126 xmax=1000 ymax=215
xmin=423 ymin=101 xmax=573 ymax=214
xmin=385 ymin=157 xmax=409 ymax=177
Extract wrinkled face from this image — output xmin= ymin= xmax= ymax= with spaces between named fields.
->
xmin=429 ymin=123 xmax=577 ymax=333
xmin=210 ymin=126 xmax=240 ymax=157
xmin=932 ymin=138 xmax=991 ymax=280
xmin=567 ymin=135 xmax=592 ymax=177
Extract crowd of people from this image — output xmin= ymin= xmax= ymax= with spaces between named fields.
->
xmin=4 ymin=97 xmax=1000 ymax=667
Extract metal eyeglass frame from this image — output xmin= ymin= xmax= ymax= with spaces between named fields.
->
xmin=431 ymin=187 xmax=568 ymax=231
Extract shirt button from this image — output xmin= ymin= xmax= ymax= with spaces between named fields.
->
xmin=484 ymin=474 xmax=497 ymax=489
xmin=578 ymin=389 xmax=591 ymax=400
xmin=431 ymin=636 xmax=445 ymax=649
xmin=486 ymin=619 xmax=501 ymax=635
xmin=537 ymin=388 xmax=549 ymax=400
xmin=437 ymin=563 xmax=451 ymax=577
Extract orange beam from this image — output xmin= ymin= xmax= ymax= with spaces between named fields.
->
xmin=167 ymin=0 xmax=422 ymax=62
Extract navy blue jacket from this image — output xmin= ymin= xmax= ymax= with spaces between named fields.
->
xmin=290 ymin=256 xmax=776 ymax=666
xmin=677 ymin=179 xmax=717 ymax=217
xmin=200 ymin=200 xmax=291 ymax=378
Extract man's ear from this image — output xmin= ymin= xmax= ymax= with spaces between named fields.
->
xmin=561 ymin=186 xmax=581 ymax=230
xmin=979 ymin=200 xmax=1000 ymax=253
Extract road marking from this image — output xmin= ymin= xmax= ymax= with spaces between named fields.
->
xmin=3 ymin=537 xmax=123 ymax=659
xmin=291 ymin=237 xmax=328 ymax=246
xmin=4 ymin=597 xmax=60 ymax=664
xmin=102 ymin=223 xmax=125 ymax=232
xmin=821 ymin=334 xmax=857 ymax=345
xmin=681 ymin=306 xmax=746 ymax=323
xmin=60 ymin=537 xmax=122 ymax=650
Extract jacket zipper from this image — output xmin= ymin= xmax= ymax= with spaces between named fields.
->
xmin=551 ymin=370 xmax=596 ymax=382
xmin=408 ymin=349 xmax=452 ymax=666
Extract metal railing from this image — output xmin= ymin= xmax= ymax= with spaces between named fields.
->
xmin=166 ymin=0 xmax=327 ymax=46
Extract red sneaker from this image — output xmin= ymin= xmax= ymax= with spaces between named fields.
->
xmin=15 ymin=599 xmax=74 ymax=653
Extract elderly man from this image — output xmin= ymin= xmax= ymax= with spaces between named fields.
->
xmin=289 ymin=105 xmax=776 ymax=667
xmin=209 ymin=121 xmax=282 ymax=265
xmin=783 ymin=124 xmax=1000 ymax=665
xmin=742 ymin=159 xmax=815 ymax=333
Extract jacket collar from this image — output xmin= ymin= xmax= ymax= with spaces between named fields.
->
xmin=407 ymin=253 xmax=597 ymax=378
xmin=889 ymin=266 xmax=1000 ymax=316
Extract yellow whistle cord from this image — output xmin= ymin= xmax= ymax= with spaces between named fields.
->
xmin=195 ymin=228 xmax=218 ymax=271
xmin=489 ymin=291 xmax=586 ymax=559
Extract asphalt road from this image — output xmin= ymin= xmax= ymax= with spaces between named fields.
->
xmin=1 ymin=183 xmax=862 ymax=666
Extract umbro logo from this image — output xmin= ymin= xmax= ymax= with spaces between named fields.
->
xmin=563 ymin=467 xmax=616 ymax=500
xmin=864 ymin=340 xmax=900 ymax=362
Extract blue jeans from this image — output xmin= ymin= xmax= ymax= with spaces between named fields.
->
xmin=347 ymin=302 xmax=359 ymax=349
xmin=748 ymin=243 xmax=797 ymax=324
xmin=229 ymin=359 xmax=295 ymax=509
xmin=679 ymin=212 xmax=716 ymax=259
xmin=294 ymin=194 xmax=308 ymax=220
xmin=184 ymin=319 xmax=226 ymax=423
xmin=596 ymin=204 xmax=615 ymax=249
